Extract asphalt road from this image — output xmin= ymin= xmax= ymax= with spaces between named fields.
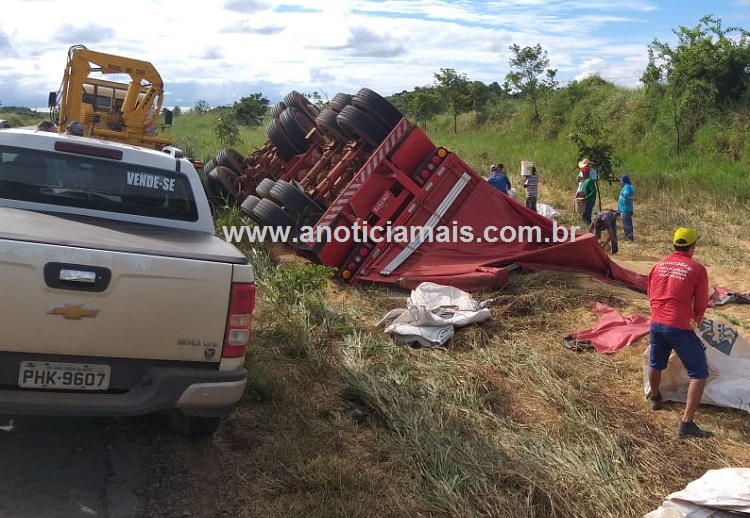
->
xmin=0 ymin=415 xmax=220 ymax=518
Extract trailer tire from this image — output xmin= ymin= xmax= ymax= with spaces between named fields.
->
xmin=270 ymin=101 xmax=287 ymax=119
xmin=330 ymin=92 xmax=353 ymax=113
xmin=266 ymin=118 xmax=302 ymax=161
xmin=202 ymin=176 xmax=220 ymax=215
xmin=240 ymin=194 xmax=261 ymax=217
xmin=315 ymin=109 xmax=350 ymax=143
xmin=250 ymin=198 xmax=299 ymax=241
xmin=351 ymin=88 xmax=403 ymax=132
xmin=283 ymin=91 xmax=317 ymax=126
xmin=279 ymin=107 xmax=313 ymax=152
xmin=209 ymin=166 xmax=239 ymax=205
xmin=217 ymin=148 xmax=246 ymax=176
xmin=336 ymin=105 xmax=389 ymax=149
xmin=256 ymin=178 xmax=276 ymax=198
xmin=269 ymin=180 xmax=324 ymax=219
xmin=203 ymin=156 xmax=219 ymax=175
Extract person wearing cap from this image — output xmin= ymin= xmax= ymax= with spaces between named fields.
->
xmin=581 ymin=171 xmax=597 ymax=226
xmin=618 ymin=174 xmax=635 ymax=240
xmin=487 ymin=163 xmax=512 ymax=195
xmin=646 ymin=227 xmax=712 ymax=438
xmin=576 ymin=157 xmax=598 ymax=194
xmin=66 ymin=120 xmax=85 ymax=136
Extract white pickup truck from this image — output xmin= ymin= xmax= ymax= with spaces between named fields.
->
xmin=0 ymin=128 xmax=255 ymax=436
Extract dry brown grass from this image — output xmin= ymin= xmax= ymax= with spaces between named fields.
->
xmin=210 ymin=190 xmax=750 ymax=517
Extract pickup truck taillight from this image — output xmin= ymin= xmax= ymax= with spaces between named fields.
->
xmin=222 ymin=282 xmax=256 ymax=358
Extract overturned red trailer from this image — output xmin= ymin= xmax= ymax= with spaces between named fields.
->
xmin=203 ymin=89 xmax=647 ymax=293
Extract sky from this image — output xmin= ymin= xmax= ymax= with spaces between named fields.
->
xmin=1 ymin=0 xmax=749 ymax=111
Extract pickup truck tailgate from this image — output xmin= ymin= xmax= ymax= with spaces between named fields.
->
xmin=0 ymin=208 xmax=246 ymax=363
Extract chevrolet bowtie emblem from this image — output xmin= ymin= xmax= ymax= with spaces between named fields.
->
xmin=48 ymin=303 xmax=100 ymax=319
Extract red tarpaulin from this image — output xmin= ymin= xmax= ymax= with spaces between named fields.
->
xmin=565 ymin=302 xmax=651 ymax=354
xmin=355 ymin=168 xmax=648 ymax=293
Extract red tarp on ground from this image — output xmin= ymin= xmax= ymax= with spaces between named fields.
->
xmin=565 ymin=302 xmax=651 ymax=354
xmin=355 ymin=170 xmax=648 ymax=293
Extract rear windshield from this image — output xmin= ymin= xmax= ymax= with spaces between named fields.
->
xmin=0 ymin=145 xmax=198 ymax=221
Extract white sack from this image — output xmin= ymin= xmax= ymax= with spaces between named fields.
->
xmin=536 ymin=203 xmax=560 ymax=220
xmin=645 ymin=468 xmax=750 ymax=517
xmin=377 ymin=282 xmax=491 ymax=348
xmin=642 ymin=318 xmax=750 ymax=413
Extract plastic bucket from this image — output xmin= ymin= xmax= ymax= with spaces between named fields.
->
xmin=521 ymin=160 xmax=534 ymax=176
xmin=573 ymin=197 xmax=586 ymax=214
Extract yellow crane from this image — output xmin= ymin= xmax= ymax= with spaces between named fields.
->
xmin=49 ymin=45 xmax=173 ymax=149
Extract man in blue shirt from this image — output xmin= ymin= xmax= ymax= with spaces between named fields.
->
xmin=618 ymin=174 xmax=635 ymax=240
xmin=488 ymin=163 xmax=511 ymax=195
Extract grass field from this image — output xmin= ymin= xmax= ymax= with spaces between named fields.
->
xmin=204 ymin=119 xmax=750 ymax=517
xmin=5 ymin=102 xmax=749 ymax=516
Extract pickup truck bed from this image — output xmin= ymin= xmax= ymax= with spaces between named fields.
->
xmin=0 ymin=129 xmax=256 ymax=435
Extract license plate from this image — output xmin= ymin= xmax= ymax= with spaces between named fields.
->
xmin=18 ymin=361 xmax=111 ymax=391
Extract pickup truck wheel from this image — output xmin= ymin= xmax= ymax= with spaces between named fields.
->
xmin=209 ymin=166 xmax=239 ymax=205
xmin=250 ymin=198 xmax=299 ymax=240
xmin=315 ymin=109 xmax=349 ymax=143
xmin=256 ymin=178 xmax=276 ymax=198
xmin=167 ymin=409 xmax=222 ymax=437
xmin=217 ymin=148 xmax=246 ymax=176
xmin=270 ymin=101 xmax=286 ymax=118
xmin=240 ymin=194 xmax=261 ymax=216
xmin=351 ymin=88 xmax=403 ymax=132
xmin=336 ymin=105 xmax=388 ymax=150
xmin=269 ymin=180 xmax=324 ymax=219
xmin=330 ymin=92 xmax=353 ymax=113
xmin=266 ymin=118 xmax=302 ymax=161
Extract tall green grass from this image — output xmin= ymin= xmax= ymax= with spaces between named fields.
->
xmin=425 ymin=78 xmax=750 ymax=205
xmin=164 ymin=111 xmax=269 ymax=165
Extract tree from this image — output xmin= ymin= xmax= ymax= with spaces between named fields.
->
xmin=641 ymin=15 xmax=750 ymax=154
xmin=172 ymin=106 xmax=182 ymax=117
xmin=505 ymin=43 xmax=557 ymax=122
xmin=569 ymin=116 xmax=620 ymax=213
xmin=233 ymin=93 xmax=269 ymax=126
xmin=468 ymin=81 xmax=491 ymax=121
xmin=194 ymin=100 xmax=210 ymax=115
xmin=215 ymin=116 xmax=242 ymax=148
xmin=434 ymin=68 xmax=471 ymax=133
xmin=407 ymin=88 xmax=440 ymax=131
xmin=304 ymin=91 xmax=328 ymax=110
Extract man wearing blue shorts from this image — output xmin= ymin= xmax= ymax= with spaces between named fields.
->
xmin=647 ymin=227 xmax=711 ymax=438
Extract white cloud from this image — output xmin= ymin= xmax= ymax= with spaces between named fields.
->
xmin=0 ymin=0 xmax=724 ymax=109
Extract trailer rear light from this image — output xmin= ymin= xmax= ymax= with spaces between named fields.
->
xmin=413 ymin=148 xmax=448 ymax=186
xmin=337 ymin=243 xmax=374 ymax=283
xmin=222 ymin=282 xmax=256 ymax=358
